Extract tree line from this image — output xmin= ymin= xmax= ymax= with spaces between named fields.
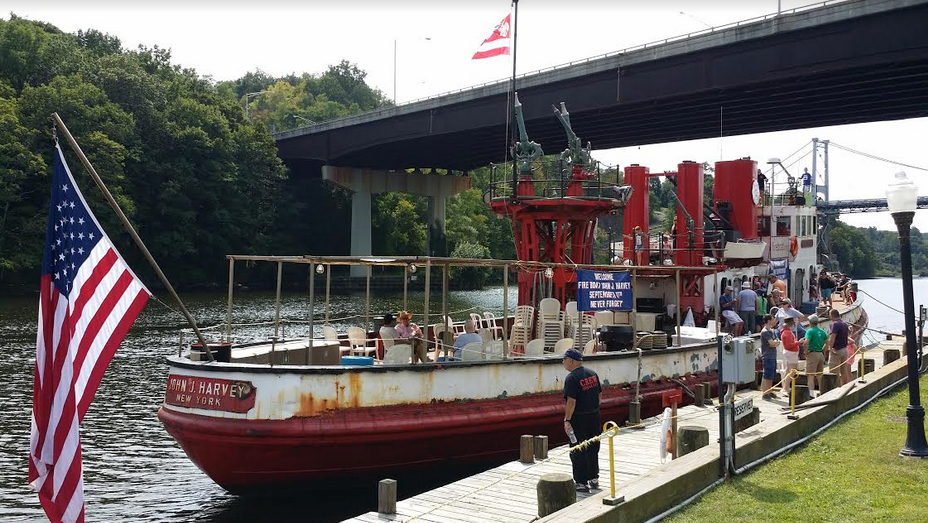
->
xmin=0 ymin=15 xmax=520 ymax=292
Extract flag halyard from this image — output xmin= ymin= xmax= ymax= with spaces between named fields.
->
xmin=29 ymin=146 xmax=150 ymax=523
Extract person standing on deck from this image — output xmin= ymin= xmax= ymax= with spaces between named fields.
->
xmin=826 ymin=308 xmax=853 ymax=385
xmin=562 ymin=348 xmax=602 ymax=492
xmin=760 ymin=314 xmax=780 ymax=400
xmin=802 ymin=315 xmax=828 ymax=397
xmin=737 ymin=281 xmax=758 ymax=334
xmin=768 ymin=274 xmax=787 ymax=298
xmin=819 ymin=271 xmax=836 ymax=309
xmin=720 ymin=286 xmax=743 ymax=336
xmin=801 ymin=168 xmax=812 ymax=194
xmin=780 ymin=317 xmax=801 ymax=397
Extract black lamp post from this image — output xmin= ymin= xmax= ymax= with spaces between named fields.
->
xmin=887 ymin=171 xmax=928 ymax=458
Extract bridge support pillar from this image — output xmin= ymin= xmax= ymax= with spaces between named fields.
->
xmin=350 ymin=181 xmax=373 ymax=278
xmin=323 ymin=166 xmax=470 ymax=274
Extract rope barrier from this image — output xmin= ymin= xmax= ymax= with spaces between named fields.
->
xmin=856 ymin=289 xmax=906 ymax=316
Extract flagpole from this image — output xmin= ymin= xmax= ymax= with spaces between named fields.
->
xmin=50 ymin=112 xmax=216 ymax=362
xmin=509 ymin=0 xmax=519 ymax=198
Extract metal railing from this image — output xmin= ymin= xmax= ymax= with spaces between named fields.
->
xmin=275 ymin=0 xmax=847 ymax=134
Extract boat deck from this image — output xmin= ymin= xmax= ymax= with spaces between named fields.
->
xmin=343 ymin=338 xmax=899 ymax=523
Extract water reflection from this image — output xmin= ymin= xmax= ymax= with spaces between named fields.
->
xmin=0 ymin=287 xmax=514 ymax=523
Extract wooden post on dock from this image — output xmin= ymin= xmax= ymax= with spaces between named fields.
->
xmin=694 ymin=383 xmax=705 ymax=407
xmin=520 ymin=435 xmax=535 ymax=463
xmin=677 ymin=426 xmax=709 ymax=456
xmin=884 ymin=348 xmax=901 ymax=364
xmin=534 ymin=435 xmax=549 ymax=459
xmin=537 ymin=473 xmax=576 ymax=517
xmin=820 ymin=372 xmax=839 ymax=394
xmin=378 ymin=479 xmax=397 ymax=514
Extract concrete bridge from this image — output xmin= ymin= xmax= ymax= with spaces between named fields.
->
xmin=275 ymin=0 xmax=928 ymax=268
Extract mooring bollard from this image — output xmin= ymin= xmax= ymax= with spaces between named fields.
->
xmin=378 ymin=478 xmax=397 ymax=515
xmin=677 ymin=426 xmax=709 ymax=457
xmin=694 ymin=384 xmax=705 ymax=408
xmin=534 ymin=435 xmax=549 ymax=460
xmin=884 ymin=348 xmax=901 ymax=364
xmin=821 ymin=372 xmax=839 ymax=394
xmin=520 ymin=434 xmax=535 ymax=463
xmin=627 ymin=400 xmax=641 ymax=426
xmin=601 ymin=421 xmax=624 ymax=506
xmin=793 ymin=384 xmax=811 ymax=405
xmin=537 ymin=473 xmax=576 ymax=517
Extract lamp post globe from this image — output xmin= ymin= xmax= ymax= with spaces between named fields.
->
xmin=887 ymin=171 xmax=928 ymax=458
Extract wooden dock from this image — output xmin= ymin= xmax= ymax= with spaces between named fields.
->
xmin=343 ymin=339 xmax=903 ymax=523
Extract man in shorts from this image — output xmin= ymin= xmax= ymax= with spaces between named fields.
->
xmin=802 ymin=315 xmax=828 ymax=397
xmin=760 ymin=314 xmax=780 ymax=400
xmin=827 ymin=308 xmax=852 ymax=385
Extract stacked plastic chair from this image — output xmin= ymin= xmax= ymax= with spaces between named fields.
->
xmin=537 ymin=298 xmax=564 ymax=351
xmin=564 ymin=301 xmax=579 ymax=340
xmin=572 ymin=313 xmax=595 ymax=351
xmin=508 ymin=305 xmax=535 ymax=354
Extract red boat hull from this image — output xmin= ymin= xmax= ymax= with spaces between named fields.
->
xmin=158 ymin=373 xmax=717 ymax=493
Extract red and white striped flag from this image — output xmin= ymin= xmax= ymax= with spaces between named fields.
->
xmin=29 ymin=146 xmax=150 ymax=523
xmin=472 ymin=13 xmax=511 ymax=60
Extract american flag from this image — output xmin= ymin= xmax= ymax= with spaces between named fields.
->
xmin=29 ymin=146 xmax=150 ymax=523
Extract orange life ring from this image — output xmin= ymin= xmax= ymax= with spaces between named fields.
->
xmin=789 ymin=236 xmax=799 ymax=257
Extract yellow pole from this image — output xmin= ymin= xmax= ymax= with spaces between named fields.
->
xmin=603 ymin=421 xmax=619 ymax=499
xmin=787 ymin=369 xmax=799 ymax=420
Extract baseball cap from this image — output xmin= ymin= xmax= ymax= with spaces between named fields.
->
xmin=809 ymin=314 xmax=820 ymax=324
xmin=725 ymin=286 xmax=733 ymax=291
xmin=564 ymin=348 xmax=583 ymax=361
xmin=782 ymin=298 xmax=792 ymax=305
xmin=742 ymin=282 xmax=751 ymax=288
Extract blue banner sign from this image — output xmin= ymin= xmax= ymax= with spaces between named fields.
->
xmin=576 ymin=270 xmax=633 ymax=311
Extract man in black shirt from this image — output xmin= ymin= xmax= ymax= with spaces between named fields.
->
xmin=563 ymin=348 xmax=602 ymax=492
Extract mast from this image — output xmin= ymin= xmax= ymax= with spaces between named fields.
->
xmin=509 ymin=0 xmax=519 ymax=199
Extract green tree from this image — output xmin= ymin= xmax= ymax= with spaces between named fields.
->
xmin=829 ymin=220 xmax=877 ymax=278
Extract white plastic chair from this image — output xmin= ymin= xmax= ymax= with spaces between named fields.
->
xmin=583 ymin=339 xmax=596 ymax=354
xmin=347 ymin=327 xmax=376 ymax=358
xmin=483 ymin=311 xmax=504 ymax=340
xmin=484 ymin=340 xmax=505 ymax=360
xmin=523 ymin=338 xmax=545 ymax=358
xmin=383 ymin=344 xmax=412 ymax=364
xmin=553 ymin=338 xmax=574 ymax=355
xmin=478 ymin=328 xmax=493 ymax=344
xmin=706 ymin=320 xmax=718 ymax=334
xmin=509 ymin=305 xmax=535 ymax=353
xmin=323 ymin=325 xmax=348 ymax=355
xmin=460 ymin=342 xmax=485 ymax=362
xmin=448 ymin=316 xmax=465 ymax=336
xmin=537 ymin=298 xmax=564 ymax=350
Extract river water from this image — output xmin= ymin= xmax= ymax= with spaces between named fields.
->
xmin=0 ymin=278 xmax=922 ymax=522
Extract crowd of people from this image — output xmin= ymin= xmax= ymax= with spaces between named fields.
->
xmin=720 ymin=271 xmax=857 ymax=402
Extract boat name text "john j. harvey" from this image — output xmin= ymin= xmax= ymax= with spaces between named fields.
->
xmin=165 ymin=375 xmax=256 ymax=413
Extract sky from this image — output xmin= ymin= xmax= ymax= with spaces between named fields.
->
xmin=6 ymin=0 xmax=928 ymax=231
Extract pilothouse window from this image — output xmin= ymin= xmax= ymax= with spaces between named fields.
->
xmin=776 ymin=217 xmax=791 ymax=236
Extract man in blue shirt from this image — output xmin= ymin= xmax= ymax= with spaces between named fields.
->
xmin=801 ymin=168 xmax=812 ymax=193
xmin=827 ymin=308 xmax=852 ymax=385
xmin=737 ymin=281 xmax=758 ymax=334
xmin=452 ymin=319 xmax=482 ymax=361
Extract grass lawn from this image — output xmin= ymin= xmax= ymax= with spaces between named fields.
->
xmin=666 ymin=373 xmax=928 ymax=523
